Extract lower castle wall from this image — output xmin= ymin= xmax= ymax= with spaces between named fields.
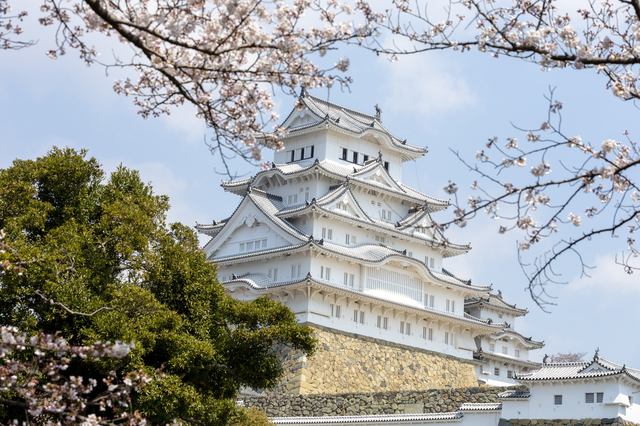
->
xmin=241 ymin=386 xmax=523 ymax=417
xmin=271 ymin=324 xmax=480 ymax=395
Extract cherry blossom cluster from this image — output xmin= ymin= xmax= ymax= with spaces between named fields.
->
xmin=2 ymin=0 xmax=377 ymax=173
xmin=367 ymin=0 xmax=640 ymax=103
xmin=0 ymin=326 xmax=150 ymax=426
xmin=440 ymin=92 xmax=640 ymax=307
xmin=0 ymin=0 xmax=31 ymax=50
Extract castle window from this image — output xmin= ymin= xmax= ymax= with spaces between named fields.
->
xmin=287 ymin=150 xmax=295 ymax=162
xmin=515 ymin=349 xmax=520 ymax=358
xmin=322 ymin=228 xmax=333 ymax=240
xmin=344 ymin=272 xmax=355 ymax=287
xmin=586 ymin=393 xmax=594 ymax=403
xmin=320 ymin=266 xmax=331 ymax=280
xmin=291 ymin=264 xmax=301 ymax=278
xmin=507 ymin=370 xmax=513 ymax=379
xmin=305 ymin=187 xmax=310 ymax=201
xmin=239 ymin=243 xmax=245 ymax=252
xmin=246 ymin=242 xmax=254 ymax=251
xmin=444 ymin=332 xmax=449 ymax=345
xmin=597 ymin=393 xmax=604 ymax=403
xmin=384 ymin=161 xmax=389 ymax=171
xmin=376 ymin=316 xmax=389 ymax=330
xmin=554 ymin=395 xmax=563 ymax=405
xmin=363 ymin=154 xmax=369 ymax=163
xmin=341 ymin=148 xmax=348 ymax=160
xmin=297 ymin=148 xmax=304 ymax=160
xmin=446 ymin=299 xmax=455 ymax=313
xmin=407 ymin=251 xmax=413 ymax=257
xmin=424 ymin=293 xmax=434 ymax=308
xmin=498 ymin=313 xmax=503 ymax=319
xmin=359 ymin=311 xmax=364 ymax=324
xmin=330 ymin=304 xmax=341 ymax=318
xmin=502 ymin=346 xmax=508 ymax=355
xmin=422 ymin=327 xmax=433 ymax=341
xmin=353 ymin=310 xmax=365 ymax=324
xmin=489 ymin=343 xmax=495 ymax=351
xmin=269 ymin=268 xmax=278 ymax=281
xmin=494 ymin=367 xmax=500 ymax=376
xmin=352 ymin=151 xmax=358 ymax=163
xmin=430 ymin=258 xmax=435 ymax=268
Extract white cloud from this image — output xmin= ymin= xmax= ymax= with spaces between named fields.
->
xmin=379 ymin=53 xmax=476 ymax=120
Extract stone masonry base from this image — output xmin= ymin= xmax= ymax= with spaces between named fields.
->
xmin=270 ymin=324 xmax=480 ymax=395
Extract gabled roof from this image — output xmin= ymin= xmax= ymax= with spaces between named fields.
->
xmin=516 ymin=351 xmax=640 ymax=385
xmin=200 ymin=187 xmax=308 ymax=255
xmin=278 ymin=89 xmax=427 ymax=162
xmin=465 ymin=292 xmax=528 ymax=317
xmin=487 ymin=328 xmax=544 ymax=349
xmin=221 ymin=158 xmax=449 ymax=211
xmin=458 ymin=403 xmax=502 ymax=412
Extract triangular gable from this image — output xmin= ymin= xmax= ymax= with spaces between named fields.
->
xmin=581 ymin=362 xmax=613 ymax=374
xmin=408 ymin=215 xmax=442 ymax=242
xmin=351 ymin=161 xmax=405 ymax=193
xmin=318 ymin=185 xmax=373 ymax=222
xmin=204 ymin=195 xmax=306 ymax=257
xmin=281 ymin=105 xmax=324 ymax=129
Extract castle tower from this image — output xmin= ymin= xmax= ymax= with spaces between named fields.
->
xmin=197 ymin=90 xmax=519 ymax=394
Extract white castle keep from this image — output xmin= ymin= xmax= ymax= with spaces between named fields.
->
xmin=197 ymin=89 xmax=544 ymax=391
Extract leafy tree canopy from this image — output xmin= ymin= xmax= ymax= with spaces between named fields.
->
xmin=0 ymin=147 xmax=315 ymax=425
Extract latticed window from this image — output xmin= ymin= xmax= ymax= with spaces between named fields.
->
xmin=586 ymin=393 xmax=594 ymax=403
xmin=554 ymin=395 xmax=563 ymax=405
xmin=366 ymin=267 xmax=422 ymax=302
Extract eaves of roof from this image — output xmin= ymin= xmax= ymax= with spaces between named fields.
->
xmin=497 ymin=390 xmax=531 ymax=400
xmin=274 ymin=188 xmax=469 ymax=257
xmin=488 ymin=328 xmax=545 ymax=349
xmin=474 ymin=351 xmax=542 ymax=369
xmin=271 ymin=412 xmax=462 ymax=425
xmin=458 ymin=403 xmax=502 ymax=412
xmin=214 ymin=239 xmax=485 ymax=293
xmin=223 ymin=274 xmax=502 ymax=333
xmin=464 ymin=295 xmax=528 ymax=317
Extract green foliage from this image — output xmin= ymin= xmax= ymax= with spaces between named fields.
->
xmin=0 ymin=147 xmax=315 ymax=425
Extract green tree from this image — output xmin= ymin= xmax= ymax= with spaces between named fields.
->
xmin=0 ymin=147 xmax=315 ymax=425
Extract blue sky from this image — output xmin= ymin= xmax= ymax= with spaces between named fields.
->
xmin=1 ymin=7 xmax=638 ymax=366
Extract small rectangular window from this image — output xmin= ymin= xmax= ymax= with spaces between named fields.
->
xmin=407 ymin=251 xmax=413 ymax=257
xmin=330 ymin=304 xmax=334 ymax=317
xmin=406 ymin=323 xmax=411 ymax=335
xmin=292 ymin=265 xmax=296 ymax=278
xmin=489 ymin=343 xmax=495 ymax=351
xmin=247 ymin=242 xmax=253 ymax=251
xmin=400 ymin=321 xmax=405 ymax=334
xmin=288 ymin=150 xmax=294 ymax=162
xmin=327 ymin=229 xmax=333 ymax=240
xmin=597 ymin=393 xmax=604 ymax=403
xmin=345 ymin=234 xmax=350 ymax=244
xmin=383 ymin=317 xmax=388 ymax=330
xmin=515 ymin=349 xmax=520 ymax=358
xmin=384 ymin=161 xmax=389 ymax=171
xmin=429 ymin=295 xmax=434 ymax=307
xmin=344 ymin=272 xmax=349 ymax=286
xmin=554 ymin=395 xmax=562 ymax=405
xmin=335 ymin=305 xmax=340 ymax=318
xmin=363 ymin=154 xmax=369 ymax=163
xmin=262 ymin=239 xmax=267 ymax=248
xmin=352 ymin=236 xmax=356 ymax=244
xmin=349 ymin=274 xmax=355 ymax=287
xmin=502 ymin=346 xmax=508 ymax=355
xmin=498 ymin=313 xmax=503 ymax=319
xmin=377 ymin=315 xmax=382 ymax=328
xmin=341 ymin=148 xmax=348 ymax=160
xmin=297 ymin=148 xmax=304 ymax=160
xmin=353 ymin=309 xmax=359 ymax=322
xmin=320 ymin=266 xmax=324 ymax=279
xmin=586 ymin=393 xmax=594 ymax=403
xmin=273 ymin=268 xmax=278 ymax=281
xmin=494 ymin=367 xmax=500 ymax=376
xmin=322 ymin=227 xmax=326 ymax=239
xmin=359 ymin=311 xmax=364 ymax=324
xmin=326 ymin=267 xmax=331 ymax=280
xmin=240 ymin=243 xmax=245 ymax=252
xmin=629 ymin=396 xmax=633 ymax=405
xmin=430 ymin=258 xmax=435 ymax=268
xmin=507 ymin=370 xmax=513 ymax=379
xmin=352 ymin=151 xmax=358 ymax=163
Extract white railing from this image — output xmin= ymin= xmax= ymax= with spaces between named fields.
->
xmin=365 ymin=268 xmax=422 ymax=302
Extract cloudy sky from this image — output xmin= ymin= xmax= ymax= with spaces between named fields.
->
xmin=1 ymin=2 xmax=638 ymax=366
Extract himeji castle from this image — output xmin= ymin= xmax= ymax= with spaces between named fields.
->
xmin=197 ymin=89 xmax=544 ymax=394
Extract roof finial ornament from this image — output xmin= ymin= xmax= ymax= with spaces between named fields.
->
xmin=300 ymin=86 xmax=308 ymax=98
xmin=543 ymin=354 xmax=549 ymax=364
xmin=378 ymin=151 xmax=383 ymax=161
xmin=497 ymin=289 xmax=502 ymax=298
xmin=594 ymin=347 xmax=600 ymax=360
xmin=374 ymin=104 xmax=382 ymax=122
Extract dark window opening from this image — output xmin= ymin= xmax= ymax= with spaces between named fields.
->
xmin=341 ymin=148 xmax=348 ymax=160
xmin=384 ymin=161 xmax=389 ymax=171
xmin=363 ymin=155 xmax=369 ymax=163
xmin=352 ymin=152 xmax=358 ymax=163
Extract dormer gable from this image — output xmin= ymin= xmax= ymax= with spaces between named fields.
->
xmin=281 ymin=107 xmax=323 ymax=129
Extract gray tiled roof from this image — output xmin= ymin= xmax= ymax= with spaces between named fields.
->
xmin=278 ymin=89 xmax=428 ymax=160
xmin=274 ymin=184 xmax=469 ymax=257
xmin=465 ymin=293 xmax=528 ymax=316
xmin=515 ymin=353 xmax=640 ymax=383
xmin=489 ymin=328 xmax=545 ymax=349
xmin=458 ymin=403 xmax=502 ymax=412
xmin=497 ymin=390 xmax=531 ymax=399
xmin=271 ymin=412 xmax=462 ymax=424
